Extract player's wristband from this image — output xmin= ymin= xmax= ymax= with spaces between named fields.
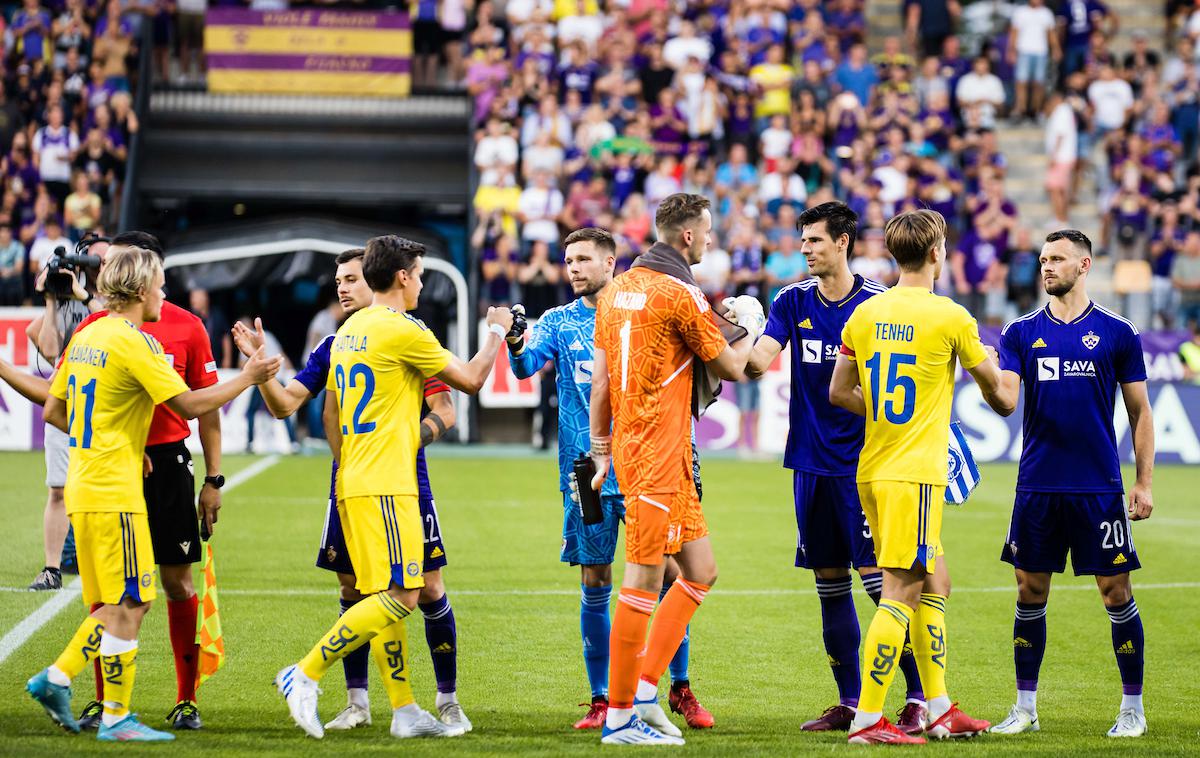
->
xmin=590 ymin=435 xmax=612 ymax=456
xmin=487 ymin=323 xmax=507 ymax=340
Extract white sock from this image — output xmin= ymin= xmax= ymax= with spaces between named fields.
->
xmin=392 ymin=703 xmax=421 ymax=721
xmin=435 ymin=690 xmax=457 ymax=709
xmin=46 ymin=665 xmax=71 ymax=687
xmin=1017 ymin=688 xmax=1037 ymax=714
xmin=1121 ymin=693 xmax=1144 ymax=715
xmin=851 ymin=710 xmax=882 ymax=731
xmin=635 ymin=679 xmax=658 ymax=703
xmin=928 ymin=695 xmax=953 ymax=721
xmin=99 ymin=633 xmax=137 ymax=656
xmin=906 ymin=697 xmax=926 ymax=706
xmin=101 ymin=707 xmax=127 ymax=727
xmin=348 ymin=687 xmax=369 ymax=709
xmin=606 ymin=706 xmax=634 ymax=729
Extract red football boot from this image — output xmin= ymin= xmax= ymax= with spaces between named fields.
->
xmin=801 ymin=704 xmax=856 ymax=732
xmin=848 ymin=717 xmax=928 ymax=745
xmin=573 ymin=696 xmax=607 ymax=730
xmin=926 ymin=703 xmax=990 ymax=739
xmin=668 ymin=684 xmax=714 ymax=729
xmin=896 ymin=702 xmax=929 ymax=736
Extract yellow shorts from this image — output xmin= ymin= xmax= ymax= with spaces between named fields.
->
xmin=857 ymin=482 xmax=945 ymax=572
xmin=72 ymin=512 xmax=157 ymax=607
xmin=338 ymin=495 xmax=425 ymax=594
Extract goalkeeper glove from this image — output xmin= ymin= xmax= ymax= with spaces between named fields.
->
xmin=721 ymin=295 xmax=766 ymax=341
xmin=506 ymin=304 xmax=528 ymax=350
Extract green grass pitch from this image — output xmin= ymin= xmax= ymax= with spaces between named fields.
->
xmin=0 ymin=450 xmax=1197 ymax=756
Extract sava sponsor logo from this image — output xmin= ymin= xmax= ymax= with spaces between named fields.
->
xmin=1037 ymin=356 xmax=1096 ymax=380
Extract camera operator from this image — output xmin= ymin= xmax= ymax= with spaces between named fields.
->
xmin=25 ymin=231 xmax=106 ymax=590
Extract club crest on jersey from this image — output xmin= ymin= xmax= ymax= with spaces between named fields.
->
xmin=1082 ymin=331 xmax=1100 ymax=350
xmin=326 ymin=546 xmax=338 ymax=563
xmin=406 ymin=561 xmax=421 ymax=577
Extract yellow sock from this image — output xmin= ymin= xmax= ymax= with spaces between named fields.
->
xmin=858 ymin=600 xmax=913 ymax=714
xmin=299 ymin=592 xmax=410 ymax=681
xmin=911 ymin=593 xmax=948 ymax=700
xmin=371 ymin=618 xmax=415 ymax=709
xmin=100 ymin=646 xmax=138 ymax=722
xmin=51 ymin=616 xmax=104 ymax=680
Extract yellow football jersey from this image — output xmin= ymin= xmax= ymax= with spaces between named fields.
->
xmin=841 ymin=287 xmax=987 ymax=485
xmin=327 ymin=305 xmax=453 ymax=499
xmin=48 ymin=315 xmax=189 ymax=515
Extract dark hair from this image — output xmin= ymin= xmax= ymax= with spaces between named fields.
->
xmin=1045 ymin=229 xmax=1092 ymax=257
xmin=654 ymin=193 xmax=710 ymax=240
xmin=362 ymin=235 xmax=425 ymax=292
xmin=563 ymin=227 xmax=616 ymax=254
xmin=884 ymin=209 xmax=947 ymax=271
xmin=797 ymin=201 xmax=859 ymax=259
xmin=112 ymin=230 xmax=163 ymax=256
xmin=335 ymin=247 xmax=365 ymax=265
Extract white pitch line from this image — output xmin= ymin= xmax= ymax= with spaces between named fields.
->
xmin=5 ymin=580 xmax=1193 ymax=598
xmin=0 ymin=454 xmax=280 ymax=666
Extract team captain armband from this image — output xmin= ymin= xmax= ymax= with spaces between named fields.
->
xmin=945 ymin=422 xmax=981 ymax=505
xmin=839 ymin=344 xmax=855 ymax=358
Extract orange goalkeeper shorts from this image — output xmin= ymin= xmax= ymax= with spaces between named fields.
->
xmin=624 ymin=488 xmax=708 ymax=565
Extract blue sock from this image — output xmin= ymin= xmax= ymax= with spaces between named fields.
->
xmin=1014 ymin=601 xmax=1048 ymax=700
xmin=817 ymin=576 xmax=861 ymax=706
xmin=661 ymin=582 xmax=690 ymax=685
xmin=580 ymin=584 xmax=611 ymax=698
xmin=1107 ymin=598 xmax=1144 ymax=698
xmin=420 ymin=594 xmax=457 ymax=694
xmin=339 ymin=598 xmax=370 ymax=691
xmin=863 ymin=573 xmax=924 ymax=701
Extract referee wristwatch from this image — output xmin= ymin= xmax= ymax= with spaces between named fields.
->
xmin=203 ymin=475 xmax=225 ymax=489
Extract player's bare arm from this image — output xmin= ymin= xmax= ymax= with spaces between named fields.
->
xmin=323 ymin=388 xmax=341 ymax=463
xmin=436 ymin=306 xmax=514 ymax=394
xmin=829 ymin=354 xmax=866 ymax=417
xmin=587 ymin=347 xmax=612 ymax=491
xmin=996 ymin=366 xmax=1022 ymax=416
xmin=233 ymin=317 xmax=311 ymax=418
xmin=198 ymin=409 xmax=222 ymax=535
xmin=705 ymin=337 xmax=754 ymax=382
xmin=421 ymin=390 xmax=456 ymax=447
xmin=164 ymin=346 xmax=282 ymax=419
xmin=745 ymin=334 xmax=783 ymax=380
xmin=0 ymin=357 xmax=52 ymax=405
xmin=42 ymin=392 xmax=69 ymax=433
xmin=1121 ymin=380 xmax=1154 ymax=521
xmin=967 ymin=344 xmax=1015 ymax=416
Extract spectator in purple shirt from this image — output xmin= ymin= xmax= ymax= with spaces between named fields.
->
xmin=649 ymin=88 xmax=687 ymax=156
xmin=558 ymin=42 xmax=599 ymax=105
xmin=826 ymin=0 xmax=867 ymax=53
xmin=12 ymin=0 xmax=53 ymax=64
xmin=1150 ymin=202 xmax=1187 ymax=327
xmin=1056 ymin=0 xmax=1116 ymax=76
xmin=1138 ymin=102 xmax=1180 ymax=175
xmin=952 ymin=216 xmax=1004 ymax=322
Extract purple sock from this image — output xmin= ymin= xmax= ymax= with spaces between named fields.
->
xmin=421 ymin=594 xmax=457 ymax=694
xmin=1014 ymin=601 xmax=1048 ymax=694
xmin=1107 ymin=598 xmax=1144 ymax=696
xmin=863 ymin=574 xmax=923 ymax=701
xmin=816 ymin=576 xmax=860 ymax=706
xmin=339 ymin=598 xmax=370 ymax=691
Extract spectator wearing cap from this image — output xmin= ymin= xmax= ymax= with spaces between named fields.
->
xmin=1008 ymin=0 xmax=1060 ymax=123
xmin=955 ymin=55 xmax=1006 ymax=128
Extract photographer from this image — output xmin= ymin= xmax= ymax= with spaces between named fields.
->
xmin=25 ymin=231 xmax=105 ymax=590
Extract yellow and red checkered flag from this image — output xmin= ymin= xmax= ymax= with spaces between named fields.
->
xmin=195 ymin=540 xmax=225 ymax=688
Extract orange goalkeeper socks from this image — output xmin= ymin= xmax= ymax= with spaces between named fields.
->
xmin=608 ymin=587 xmax=656 ymax=709
xmin=640 ymin=578 xmax=709 ymax=687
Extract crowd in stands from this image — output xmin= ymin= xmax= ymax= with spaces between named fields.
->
xmin=0 ymin=0 xmax=143 ymax=305
xmin=464 ymin=0 xmax=1200 ymax=334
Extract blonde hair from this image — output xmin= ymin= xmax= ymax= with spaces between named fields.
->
xmin=884 ymin=209 xmax=947 ymax=271
xmin=97 ymin=245 xmax=161 ymax=311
